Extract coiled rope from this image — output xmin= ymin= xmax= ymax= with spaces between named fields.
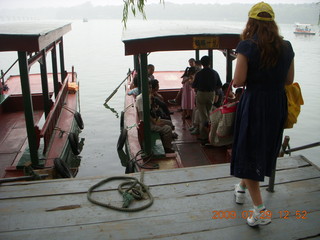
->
xmin=87 ymin=171 xmax=153 ymax=212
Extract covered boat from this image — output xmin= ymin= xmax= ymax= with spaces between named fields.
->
xmin=0 ymin=22 xmax=84 ymax=181
xmin=118 ymin=23 xmax=241 ymax=173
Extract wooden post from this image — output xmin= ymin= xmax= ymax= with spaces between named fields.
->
xmin=134 ymin=55 xmax=141 ymax=91
xmin=40 ymin=50 xmax=50 ymax=118
xmin=17 ymin=51 xmax=39 ymax=166
xmin=59 ymin=37 xmax=66 ymax=82
xmin=195 ymin=50 xmax=200 ymax=61
xmin=208 ymin=49 xmax=213 ymax=68
xmin=226 ymin=49 xmax=233 ymax=83
xmin=140 ymin=53 xmax=152 ymax=156
xmin=51 ymin=44 xmax=60 ymax=98
xmin=267 ymin=135 xmax=290 ymax=192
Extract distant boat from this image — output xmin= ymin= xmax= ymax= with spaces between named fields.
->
xmin=83 ymin=18 xmax=88 ymax=22
xmin=294 ymin=23 xmax=316 ymax=35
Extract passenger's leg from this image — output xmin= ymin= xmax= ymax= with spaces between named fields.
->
xmin=196 ymin=93 xmax=206 ymax=139
xmin=151 ymin=124 xmax=173 ymax=151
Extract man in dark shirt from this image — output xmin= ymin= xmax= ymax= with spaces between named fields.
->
xmin=192 ymin=55 xmax=222 ymax=141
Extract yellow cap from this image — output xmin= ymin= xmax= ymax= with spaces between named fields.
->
xmin=248 ymin=2 xmax=275 ymax=21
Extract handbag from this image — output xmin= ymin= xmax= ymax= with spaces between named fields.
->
xmin=284 ymin=82 xmax=304 ymax=129
xmin=209 ymin=81 xmax=240 ymax=146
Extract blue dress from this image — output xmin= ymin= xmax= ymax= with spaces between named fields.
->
xmin=230 ymin=39 xmax=294 ymax=181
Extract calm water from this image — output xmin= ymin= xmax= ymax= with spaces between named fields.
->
xmin=0 ymin=19 xmax=319 ymax=177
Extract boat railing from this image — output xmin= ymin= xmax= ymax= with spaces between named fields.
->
xmin=40 ymin=74 xmax=69 ymax=154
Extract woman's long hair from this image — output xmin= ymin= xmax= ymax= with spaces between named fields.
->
xmin=241 ymin=12 xmax=284 ymax=69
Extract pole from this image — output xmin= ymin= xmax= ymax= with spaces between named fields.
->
xmin=104 ymin=70 xmax=131 ymax=104
xmin=140 ymin=53 xmax=152 ymax=156
xmin=17 ymin=51 xmax=39 ymax=166
xmin=267 ymin=136 xmax=290 ymax=192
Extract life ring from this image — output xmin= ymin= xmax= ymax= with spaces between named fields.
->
xmin=74 ymin=112 xmax=84 ymax=130
xmin=54 ymin=158 xmax=73 ymax=178
xmin=125 ymin=160 xmax=134 ymax=174
xmin=120 ymin=111 xmax=124 ymax=131
xmin=68 ymin=132 xmax=80 ymax=155
xmin=117 ymin=128 xmax=127 ymax=151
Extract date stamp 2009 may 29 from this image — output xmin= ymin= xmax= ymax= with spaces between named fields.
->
xmin=212 ymin=210 xmax=308 ymax=220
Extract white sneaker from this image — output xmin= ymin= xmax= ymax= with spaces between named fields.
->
xmin=234 ymin=183 xmax=246 ymax=204
xmin=247 ymin=209 xmax=272 ymax=227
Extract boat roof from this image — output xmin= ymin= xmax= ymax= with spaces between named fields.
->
xmin=122 ymin=22 xmax=241 ymax=55
xmin=0 ymin=22 xmax=71 ymax=52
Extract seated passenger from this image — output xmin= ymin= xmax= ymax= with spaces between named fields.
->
xmin=229 ymin=87 xmax=243 ymax=102
xmin=222 ymin=83 xmax=235 ymax=102
xmin=127 ymin=76 xmax=139 ymax=96
xmin=135 ymin=83 xmax=175 ymax=154
xmin=150 ymin=79 xmax=173 ymax=120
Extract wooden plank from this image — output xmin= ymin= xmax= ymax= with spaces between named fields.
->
xmin=0 ymin=156 xmax=317 ymax=200
xmin=0 ymin=178 xmax=319 ymax=239
xmin=1 ymin=172 xmax=319 ymax=230
xmin=176 ymin=142 xmax=211 ymax=167
xmin=276 ymin=155 xmax=311 ymax=170
xmin=1 ymin=211 xmax=319 ymax=240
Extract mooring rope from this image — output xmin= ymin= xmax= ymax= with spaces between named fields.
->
xmin=87 ymin=171 xmax=153 ymax=212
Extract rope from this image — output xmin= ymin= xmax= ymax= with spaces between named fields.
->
xmin=53 ymin=127 xmax=67 ymax=138
xmin=126 ymin=123 xmax=137 ymax=130
xmin=87 ymin=172 xmax=154 ymax=212
xmin=130 ymin=150 xmax=159 ymax=169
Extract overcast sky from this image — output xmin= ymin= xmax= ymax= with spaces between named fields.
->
xmin=0 ymin=0 xmax=318 ymax=9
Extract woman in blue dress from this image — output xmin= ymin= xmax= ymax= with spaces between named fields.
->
xmin=231 ymin=2 xmax=295 ymax=226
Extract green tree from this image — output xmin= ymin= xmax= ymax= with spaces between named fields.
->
xmin=122 ymin=0 xmax=164 ymax=28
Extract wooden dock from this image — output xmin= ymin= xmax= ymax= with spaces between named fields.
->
xmin=0 ymin=155 xmax=319 ymax=240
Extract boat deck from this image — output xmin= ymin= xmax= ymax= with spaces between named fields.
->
xmin=0 ymin=110 xmax=43 ymax=178
xmin=169 ymin=104 xmax=231 ymax=166
xmin=124 ymin=71 xmax=231 ymax=171
xmin=0 ymin=155 xmax=319 ymax=239
xmin=0 ymin=73 xmax=78 ymax=178
xmin=0 ymin=74 xmax=53 ymax=177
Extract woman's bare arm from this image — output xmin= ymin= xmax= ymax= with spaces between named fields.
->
xmin=233 ymin=53 xmax=248 ymax=88
xmin=285 ymin=60 xmax=294 ymax=85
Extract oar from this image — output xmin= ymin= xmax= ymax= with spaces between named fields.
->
xmin=104 ymin=70 xmax=132 ymax=104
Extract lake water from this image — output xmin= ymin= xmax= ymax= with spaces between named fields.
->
xmin=0 ymin=19 xmax=319 ymax=177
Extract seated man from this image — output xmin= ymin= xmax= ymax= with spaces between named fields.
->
xmin=135 ymin=84 xmax=175 ymax=154
xmin=150 ymin=79 xmax=173 ymax=120
xmin=127 ymin=75 xmax=139 ymax=96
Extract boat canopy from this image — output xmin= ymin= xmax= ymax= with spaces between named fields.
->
xmin=0 ymin=22 xmax=71 ymax=52
xmin=122 ymin=23 xmax=241 ymax=55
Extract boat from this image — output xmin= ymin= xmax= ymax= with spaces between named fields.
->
xmin=118 ymin=24 xmax=241 ymax=173
xmin=0 ymin=22 xmax=84 ymax=182
xmin=293 ymin=23 xmax=316 ymax=35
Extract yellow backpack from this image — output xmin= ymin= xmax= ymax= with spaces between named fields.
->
xmin=284 ymin=82 xmax=304 ymax=129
